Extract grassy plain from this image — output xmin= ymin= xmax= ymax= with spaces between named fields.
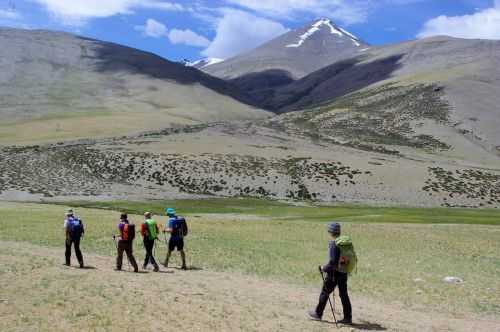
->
xmin=1 ymin=199 xmax=499 ymax=318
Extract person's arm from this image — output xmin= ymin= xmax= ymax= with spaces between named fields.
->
xmin=81 ymin=219 xmax=85 ymax=237
xmin=64 ymin=219 xmax=69 ymax=239
xmin=322 ymin=241 xmax=340 ymax=274
xmin=166 ymin=219 xmax=173 ymax=234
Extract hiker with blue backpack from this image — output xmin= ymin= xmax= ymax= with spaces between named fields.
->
xmin=163 ymin=207 xmax=188 ymax=270
xmin=140 ymin=212 xmax=160 ymax=272
xmin=308 ymin=222 xmax=355 ymax=325
xmin=64 ymin=209 xmax=84 ymax=268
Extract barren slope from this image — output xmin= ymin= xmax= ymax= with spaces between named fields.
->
xmin=0 ymin=28 xmax=268 ymax=145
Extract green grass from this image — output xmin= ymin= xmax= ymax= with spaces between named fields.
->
xmin=1 ymin=200 xmax=499 ymax=317
xmin=63 ymin=198 xmax=500 ymax=225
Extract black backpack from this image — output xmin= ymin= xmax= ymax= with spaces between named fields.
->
xmin=173 ymin=217 xmax=188 ymax=237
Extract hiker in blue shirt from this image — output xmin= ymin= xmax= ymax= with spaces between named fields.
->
xmin=163 ymin=208 xmax=187 ymax=270
xmin=63 ymin=209 xmax=84 ymax=268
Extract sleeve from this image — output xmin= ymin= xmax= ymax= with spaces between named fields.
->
xmin=168 ymin=218 xmax=174 ymax=229
xmin=323 ymin=241 xmax=340 ymax=274
xmin=63 ymin=219 xmax=68 ymax=230
xmin=81 ymin=220 xmax=84 ymax=234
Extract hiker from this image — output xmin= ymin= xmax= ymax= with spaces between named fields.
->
xmin=114 ymin=213 xmax=139 ymax=272
xmin=163 ymin=207 xmax=187 ymax=270
xmin=140 ymin=212 xmax=159 ymax=272
xmin=309 ymin=222 xmax=353 ymax=325
xmin=64 ymin=209 xmax=84 ymax=268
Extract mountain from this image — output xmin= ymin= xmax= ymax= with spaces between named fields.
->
xmin=185 ymin=57 xmax=225 ymax=69
xmin=0 ymin=28 xmax=267 ymax=145
xmin=203 ymin=18 xmax=369 ymax=81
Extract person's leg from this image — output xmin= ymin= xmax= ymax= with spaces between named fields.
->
xmin=164 ymin=250 xmax=172 ymax=267
xmin=180 ymin=250 xmax=186 ymax=269
xmin=143 ymin=239 xmax=152 ymax=268
xmin=116 ymin=240 xmax=125 ymax=270
xmin=337 ymin=273 xmax=352 ymax=322
xmin=125 ymin=241 xmax=139 ymax=272
xmin=65 ymin=238 xmax=71 ymax=265
xmin=74 ymin=238 xmax=84 ymax=268
xmin=179 ymin=238 xmax=186 ymax=269
xmin=315 ymin=274 xmax=337 ymax=318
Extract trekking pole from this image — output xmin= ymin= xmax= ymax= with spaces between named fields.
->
xmin=318 ymin=265 xmax=338 ymax=328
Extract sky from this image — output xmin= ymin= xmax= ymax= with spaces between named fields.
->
xmin=1 ymin=0 xmax=500 ymax=63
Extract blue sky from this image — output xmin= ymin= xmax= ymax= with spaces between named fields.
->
xmin=1 ymin=0 xmax=499 ymax=62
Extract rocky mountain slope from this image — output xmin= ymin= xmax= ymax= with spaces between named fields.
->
xmin=0 ymin=28 xmax=267 ymax=145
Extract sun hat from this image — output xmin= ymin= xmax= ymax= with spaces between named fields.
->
xmin=165 ymin=208 xmax=176 ymax=215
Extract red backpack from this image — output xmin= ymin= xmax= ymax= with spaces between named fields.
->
xmin=121 ymin=223 xmax=136 ymax=241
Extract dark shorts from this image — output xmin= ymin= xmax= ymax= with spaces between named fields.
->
xmin=168 ymin=237 xmax=184 ymax=251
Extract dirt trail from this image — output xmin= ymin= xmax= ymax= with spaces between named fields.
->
xmin=0 ymin=241 xmax=498 ymax=332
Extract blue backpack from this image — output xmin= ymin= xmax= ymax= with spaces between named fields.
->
xmin=68 ymin=218 xmax=84 ymax=239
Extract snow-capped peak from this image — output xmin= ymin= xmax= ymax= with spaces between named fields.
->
xmin=286 ymin=18 xmax=362 ymax=48
xmin=185 ymin=57 xmax=224 ymax=69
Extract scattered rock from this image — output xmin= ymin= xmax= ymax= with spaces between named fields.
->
xmin=413 ymin=278 xmax=424 ymax=283
xmin=443 ymin=276 xmax=463 ymax=284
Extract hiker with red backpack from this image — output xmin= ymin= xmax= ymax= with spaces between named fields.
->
xmin=64 ymin=209 xmax=85 ymax=268
xmin=163 ymin=207 xmax=188 ymax=270
xmin=114 ymin=213 xmax=139 ymax=272
xmin=141 ymin=212 xmax=160 ymax=272
xmin=308 ymin=222 xmax=355 ymax=325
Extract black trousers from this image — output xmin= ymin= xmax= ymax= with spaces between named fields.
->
xmin=65 ymin=237 xmax=83 ymax=266
xmin=316 ymin=271 xmax=352 ymax=320
xmin=117 ymin=240 xmax=138 ymax=271
xmin=143 ymin=237 xmax=158 ymax=268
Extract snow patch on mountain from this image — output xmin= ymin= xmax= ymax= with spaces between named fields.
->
xmin=286 ymin=18 xmax=362 ymax=48
xmin=185 ymin=58 xmax=224 ymax=68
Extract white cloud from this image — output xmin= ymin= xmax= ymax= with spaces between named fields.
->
xmin=417 ymin=2 xmax=500 ymax=40
xmin=135 ymin=18 xmax=168 ymax=37
xmin=168 ymin=29 xmax=210 ymax=47
xmin=135 ymin=19 xmax=209 ymax=48
xmin=202 ymin=9 xmax=289 ymax=59
xmin=33 ymin=0 xmax=184 ymax=26
xmin=0 ymin=9 xmax=21 ymax=20
xmin=225 ymin=0 xmax=370 ymax=24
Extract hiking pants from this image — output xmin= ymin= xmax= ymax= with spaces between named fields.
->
xmin=143 ymin=237 xmax=158 ymax=268
xmin=316 ymin=271 xmax=352 ymax=320
xmin=116 ymin=240 xmax=138 ymax=271
xmin=65 ymin=237 xmax=83 ymax=266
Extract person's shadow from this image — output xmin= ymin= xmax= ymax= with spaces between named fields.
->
xmin=319 ymin=319 xmax=386 ymax=331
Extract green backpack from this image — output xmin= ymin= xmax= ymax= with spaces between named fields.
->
xmin=335 ymin=235 xmax=357 ymax=275
xmin=145 ymin=219 xmax=158 ymax=240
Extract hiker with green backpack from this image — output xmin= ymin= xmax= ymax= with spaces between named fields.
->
xmin=309 ymin=222 xmax=356 ymax=325
xmin=140 ymin=212 xmax=160 ymax=272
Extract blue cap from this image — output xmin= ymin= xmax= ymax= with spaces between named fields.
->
xmin=165 ymin=208 xmax=176 ymax=215
xmin=327 ymin=222 xmax=341 ymax=235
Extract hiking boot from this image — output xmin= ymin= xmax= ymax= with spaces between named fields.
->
xmin=134 ymin=268 xmax=139 ymax=273
xmin=79 ymin=262 xmax=84 ymax=268
xmin=162 ymin=260 xmax=168 ymax=268
xmin=338 ymin=318 xmax=352 ymax=325
xmin=308 ymin=310 xmax=322 ymax=321
xmin=114 ymin=267 xmax=122 ymax=271
xmin=142 ymin=264 xmax=148 ymax=270
xmin=153 ymin=265 xmax=159 ymax=272
xmin=181 ymin=265 xmax=187 ymax=270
